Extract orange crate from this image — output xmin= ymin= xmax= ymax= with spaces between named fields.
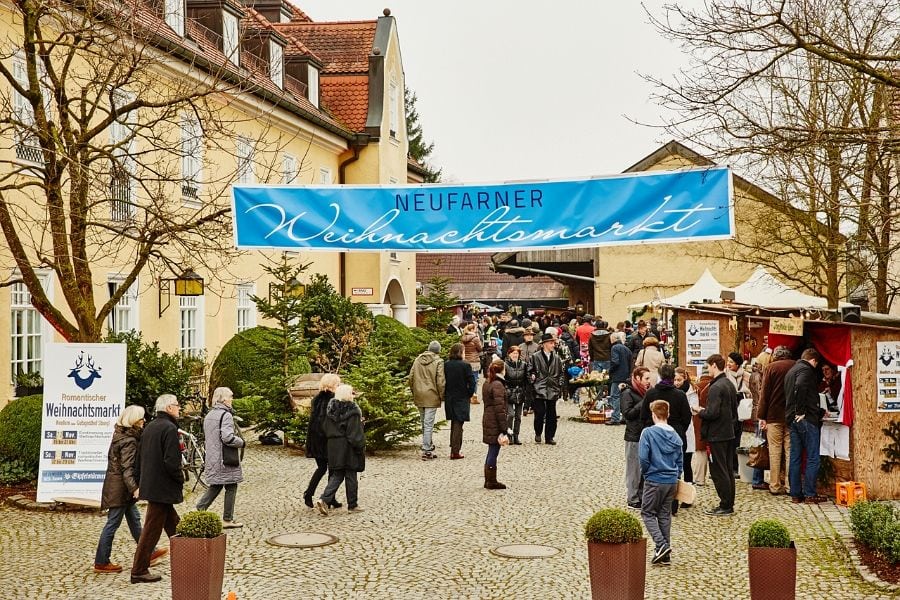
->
xmin=835 ymin=481 xmax=867 ymax=507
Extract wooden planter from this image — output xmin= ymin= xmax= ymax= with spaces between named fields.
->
xmin=587 ymin=538 xmax=646 ymax=600
xmin=748 ymin=544 xmax=796 ymax=600
xmin=170 ymin=534 xmax=227 ymax=600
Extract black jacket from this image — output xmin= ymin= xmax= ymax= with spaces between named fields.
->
xmin=589 ymin=329 xmax=612 ymax=362
xmin=137 ymin=412 xmax=184 ymax=505
xmin=621 ymin=385 xmax=645 ymax=443
xmin=504 ymin=358 xmax=527 ymax=404
xmin=306 ymin=390 xmax=333 ymax=460
xmin=501 ymin=326 xmax=526 ymax=358
xmin=323 ymin=399 xmax=365 ymax=472
xmin=444 ymin=359 xmax=475 ymax=422
xmin=700 ymin=373 xmax=738 ymax=443
xmin=560 ymin=332 xmax=579 ymax=361
xmin=527 ymin=350 xmax=566 ymax=401
xmin=101 ymin=425 xmax=141 ymax=509
xmin=642 ymin=383 xmax=693 ymax=450
xmin=610 ymin=342 xmax=633 ymax=382
xmin=784 ymin=359 xmax=823 ymax=427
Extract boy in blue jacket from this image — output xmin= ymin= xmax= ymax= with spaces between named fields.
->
xmin=639 ymin=399 xmax=683 ymax=565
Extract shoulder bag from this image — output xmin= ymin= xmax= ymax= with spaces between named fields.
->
xmin=219 ymin=411 xmax=241 ymax=467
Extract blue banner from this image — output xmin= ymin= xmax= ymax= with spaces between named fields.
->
xmin=232 ymin=167 xmax=732 ymax=252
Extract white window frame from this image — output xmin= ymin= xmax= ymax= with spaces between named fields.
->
xmin=281 ymin=153 xmax=297 ymax=184
xmin=181 ymin=113 xmax=203 ymax=205
xmin=222 ymin=11 xmax=240 ymax=66
xmin=164 ymin=0 xmax=184 ymax=36
xmin=12 ymin=52 xmax=41 ymax=165
xmin=389 ymin=80 xmax=399 ymax=139
xmin=236 ymin=283 xmax=256 ymax=332
xmin=319 ymin=167 xmax=332 ymax=184
xmin=10 ymin=272 xmax=52 ymax=383
xmin=179 ymin=295 xmax=205 ymax=357
xmin=109 ymin=90 xmax=136 ymax=222
xmin=308 ymin=65 xmax=319 ymax=108
xmin=269 ymin=40 xmax=284 ymax=89
xmin=107 ymin=276 xmax=140 ymax=335
xmin=237 ymin=136 xmax=254 ymax=184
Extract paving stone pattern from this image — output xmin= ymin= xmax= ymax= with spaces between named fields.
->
xmin=0 ymin=401 xmax=895 ymax=599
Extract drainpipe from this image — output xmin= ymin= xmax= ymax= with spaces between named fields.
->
xmin=337 ymin=133 xmax=371 ymax=296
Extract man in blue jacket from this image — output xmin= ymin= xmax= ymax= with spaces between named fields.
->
xmin=607 ymin=331 xmax=633 ymax=425
xmin=639 ymin=399 xmax=683 ymax=566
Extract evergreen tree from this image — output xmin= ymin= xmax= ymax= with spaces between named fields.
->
xmin=416 ymin=274 xmax=460 ymax=333
xmin=299 ymin=274 xmax=374 ymax=373
xmin=405 ymin=87 xmax=442 ymax=183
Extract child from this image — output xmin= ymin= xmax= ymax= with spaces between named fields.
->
xmin=638 ymin=399 xmax=683 ymax=565
xmin=315 ymin=384 xmax=366 ymax=514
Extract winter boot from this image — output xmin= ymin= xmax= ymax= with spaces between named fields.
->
xmin=511 ymin=434 xmax=522 ymax=445
xmin=484 ymin=465 xmax=507 ymax=490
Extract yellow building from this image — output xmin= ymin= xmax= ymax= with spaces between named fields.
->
xmin=0 ymin=1 xmax=416 ymax=405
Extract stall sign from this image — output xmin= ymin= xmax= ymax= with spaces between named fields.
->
xmin=876 ymin=341 xmax=900 ymax=412
xmin=770 ymin=317 xmax=804 ymax=336
xmin=685 ymin=320 xmax=720 ymax=376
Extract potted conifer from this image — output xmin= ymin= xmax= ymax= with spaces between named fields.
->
xmin=584 ymin=508 xmax=646 ymax=600
xmin=748 ymin=518 xmax=796 ymax=600
xmin=171 ymin=510 xmax=227 ymax=600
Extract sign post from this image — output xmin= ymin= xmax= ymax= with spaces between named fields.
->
xmin=36 ymin=343 xmax=126 ymax=503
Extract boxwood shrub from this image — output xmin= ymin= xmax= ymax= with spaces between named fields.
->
xmin=748 ymin=519 xmax=792 ymax=548
xmin=850 ymin=500 xmax=900 ymax=563
xmin=175 ymin=510 xmax=222 ymax=538
xmin=0 ymin=395 xmax=43 ymax=474
xmin=584 ymin=508 xmax=643 ymax=544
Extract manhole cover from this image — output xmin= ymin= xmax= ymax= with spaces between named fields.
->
xmin=266 ymin=532 xmax=339 ymax=548
xmin=490 ymin=544 xmax=559 ymax=559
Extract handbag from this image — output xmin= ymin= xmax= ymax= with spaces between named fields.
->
xmin=747 ymin=423 xmax=769 ymax=469
xmin=737 ymin=391 xmax=753 ymax=421
xmin=675 ymin=479 xmax=696 ymax=504
xmin=219 ymin=412 xmax=241 ymax=467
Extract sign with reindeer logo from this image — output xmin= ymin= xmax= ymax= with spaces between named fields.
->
xmin=37 ymin=344 xmax=126 ymax=503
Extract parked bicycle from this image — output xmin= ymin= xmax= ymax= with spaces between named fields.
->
xmin=179 ymin=415 xmax=206 ymax=492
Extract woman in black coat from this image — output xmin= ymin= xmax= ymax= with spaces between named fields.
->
xmin=504 ymin=345 xmax=527 ymax=445
xmin=304 ymin=374 xmax=341 ymax=508
xmin=445 ymin=343 xmax=476 ymax=459
xmin=482 ymin=360 xmax=510 ymax=490
xmin=315 ymin=384 xmax=366 ymax=514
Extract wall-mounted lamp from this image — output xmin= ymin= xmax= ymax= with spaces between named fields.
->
xmin=268 ymin=277 xmax=305 ymax=301
xmin=159 ymin=269 xmax=205 ymax=317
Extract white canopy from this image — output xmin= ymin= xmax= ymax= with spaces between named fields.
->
xmin=731 ymin=266 xmax=854 ymax=309
xmin=627 ymin=268 xmax=727 ymax=310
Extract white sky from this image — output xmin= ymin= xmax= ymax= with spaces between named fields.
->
xmin=299 ymin=1 xmax=700 ymax=183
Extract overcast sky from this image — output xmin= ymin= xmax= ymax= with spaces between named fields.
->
xmin=300 ymin=1 xmax=699 ymax=184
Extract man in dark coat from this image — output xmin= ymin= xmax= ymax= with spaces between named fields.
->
xmin=501 ymin=320 xmax=526 ymax=358
xmin=444 ymin=343 xmax=476 ymax=458
xmin=784 ymin=347 xmax=825 ymax=504
xmin=757 ymin=346 xmax=795 ymax=495
xmin=527 ymin=333 xmax=566 ymax=445
xmin=588 ymin=320 xmax=612 ymax=372
xmin=131 ymin=394 xmax=184 ymax=584
xmin=627 ymin=320 xmax=650 ymax=366
xmin=608 ymin=332 xmax=633 ymax=425
xmin=694 ymin=354 xmax=738 ymax=516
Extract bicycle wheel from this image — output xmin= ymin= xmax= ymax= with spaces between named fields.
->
xmin=189 ymin=445 xmax=208 ymax=490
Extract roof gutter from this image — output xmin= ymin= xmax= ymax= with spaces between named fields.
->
xmin=494 ymin=263 xmax=595 ymax=283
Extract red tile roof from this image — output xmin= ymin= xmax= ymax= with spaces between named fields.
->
xmin=417 ymin=253 xmax=566 ymax=301
xmin=286 ymin=2 xmax=312 ymax=22
xmin=320 ymin=75 xmax=368 ymax=131
xmin=272 ymin=21 xmax=377 ymax=74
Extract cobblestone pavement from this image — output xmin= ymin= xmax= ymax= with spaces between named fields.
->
xmin=0 ymin=400 xmax=896 ymax=599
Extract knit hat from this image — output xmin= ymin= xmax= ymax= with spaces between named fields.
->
xmin=428 ymin=341 xmax=441 ymax=353
xmin=545 ymin=326 xmax=557 ymax=337
xmin=728 ymin=351 xmax=744 ymax=367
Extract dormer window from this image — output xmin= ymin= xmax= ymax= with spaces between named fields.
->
xmin=308 ymin=64 xmax=319 ymax=108
xmin=222 ymin=11 xmax=239 ymax=65
xmin=269 ymin=40 xmax=283 ymax=89
xmin=164 ymin=0 xmax=185 ymax=36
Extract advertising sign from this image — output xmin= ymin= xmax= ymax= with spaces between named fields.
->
xmin=876 ymin=341 xmax=900 ymax=412
xmin=770 ymin=317 xmax=804 ymax=336
xmin=685 ymin=320 xmax=720 ymax=376
xmin=36 ymin=343 xmax=126 ymax=503
xmin=232 ymin=167 xmax=733 ymax=252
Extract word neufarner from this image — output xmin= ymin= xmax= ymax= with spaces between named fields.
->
xmin=394 ymin=189 xmax=543 ymax=212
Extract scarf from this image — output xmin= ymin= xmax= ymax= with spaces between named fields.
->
xmin=631 ymin=374 xmax=648 ymax=397
xmin=658 ymin=378 xmax=674 ymax=387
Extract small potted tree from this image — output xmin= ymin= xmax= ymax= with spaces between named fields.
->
xmin=171 ymin=510 xmax=226 ymax=600
xmin=748 ymin=518 xmax=796 ymax=600
xmin=584 ymin=508 xmax=646 ymax=600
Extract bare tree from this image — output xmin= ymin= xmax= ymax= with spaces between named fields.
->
xmin=0 ymin=0 xmax=302 ymax=342
xmin=646 ymin=0 xmax=900 ymax=310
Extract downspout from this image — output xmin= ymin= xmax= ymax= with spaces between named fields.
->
xmin=337 ymin=133 xmax=371 ymax=296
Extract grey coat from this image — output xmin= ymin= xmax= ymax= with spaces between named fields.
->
xmin=203 ymin=403 xmax=245 ymax=485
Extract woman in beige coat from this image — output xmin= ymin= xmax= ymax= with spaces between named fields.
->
xmin=634 ymin=337 xmax=666 ymax=385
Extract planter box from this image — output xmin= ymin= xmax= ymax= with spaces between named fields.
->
xmin=587 ymin=538 xmax=646 ymax=600
xmin=14 ymin=385 xmax=42 ymax=398
xmin=748 ymin=544 xmax=796 ymax=600
xmin=170 ymin=534 xmax=227 ymax=600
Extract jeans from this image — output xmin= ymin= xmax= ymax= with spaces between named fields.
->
xmin=95 ymin=503 xmax=142 ymax=565
xmin=624 ymin=441 xmax=642 ymax=505
xmin=608 ymin=380 xmax=624 ymax=423
xmin=789 ymin=419 xmax=821 ymax=498
xmin=641 ymin=481 xmax=676 ymax=551
xmin=131 ymin=502 xmax=179 ymax=576
xmin=468 ymin=363 xmax=480 ymax=395
xmin=305 ymin=457 xmax=328 ymax=497
xmin=196 ymin=483 xmax=238 ymax=522
xmin=321 ymin=469 xmax=358 ymax=507
xmin=418 ymin=407 xmax=438 ymax=452
xmin=533 ymin=398 xmax=558 ymax=440
xmin=591 ymin=361 xmax=610 ymax=373
xmin=752 ymin=467 xmax=765 ymax=486
xmin=485 ymin=443 xmax=501 ymax=467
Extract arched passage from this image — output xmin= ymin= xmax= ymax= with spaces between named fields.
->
xmin=383 ymin=278 xmax=409 ymax=324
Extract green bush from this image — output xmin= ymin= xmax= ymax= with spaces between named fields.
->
xmin=882 ymin=521 xmax=900 ymax=564
xmin=584 ymin=508 xmax=643 ymax=544
xmin=209 ymin=327 xmax=309 ymax=398
xmin=850 ymin=501 xmax=900 ymax=564
xmin=0 ymin=458 xmax=37 ymax=484
xmin=284 ymin=410 xmax=311 ymax=447
xmin=748 ymin=519 xmax=792 ymax=548
xmin=369 ymin=315 xmax=454 ymax=375
xmin=231 ymin=396 xmax=266 ymax=428
xmin=105 ymin=331 xmax=192 ymax=417
xmin=175 ymin=510 xmax=222 ymax=538
xmin=0 ymin=395 xmax=43 ymax=472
